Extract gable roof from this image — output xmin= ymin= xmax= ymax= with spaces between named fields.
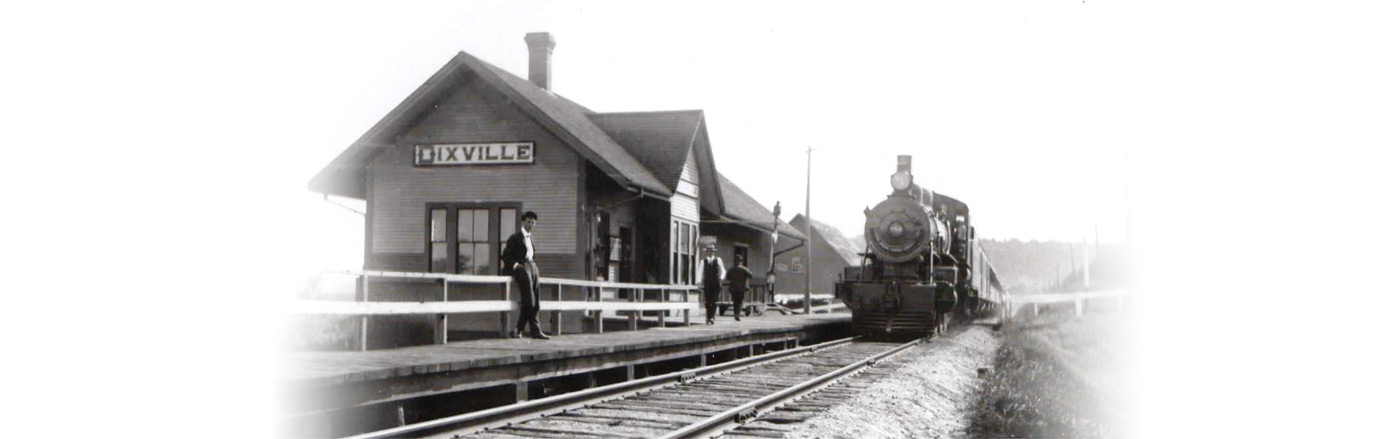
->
xmin=307 ymin=52 xmax=669 ymax=199
xmin=588 ymin=110 xmax=704 ymax=192
xmin=790 ymin=214 xmax=863 ymax=265
xmin=714 ymin=173 xmax=805 ymax=240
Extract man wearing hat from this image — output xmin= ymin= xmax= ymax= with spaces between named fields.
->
xmin=698 ymin=244 xmax=725 ymax=325
xmin=501 ymin=211 xmax=549 ymax=340
xmin=724 ymin=256 xmax=754 ymax=321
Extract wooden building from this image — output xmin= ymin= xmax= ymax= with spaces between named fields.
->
xmin=773 ymin=214 xmax=862 ymax=299
xmin=307 ymin=33 xmax=802 ymax=347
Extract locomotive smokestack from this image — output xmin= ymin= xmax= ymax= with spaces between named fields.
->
xmin=897 ymin=155 xmax=912 ymax=174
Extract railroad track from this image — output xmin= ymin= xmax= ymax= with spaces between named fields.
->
xmin=346 ymin=337 xmax=923 ymax=439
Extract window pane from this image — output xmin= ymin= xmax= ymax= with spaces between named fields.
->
xmin=684 ymin=258 xmax=692 ymax=284
xmin=474 ymin=209 xmax=489 ymax=241
xmin=474 ymin=243 xmax=491 ymax=275
xmin=431 ymin=209 xmax=447 ymax=242
xmin=457 ymin=243 xmax=474 ymax=274
xmin=432 ymin=243 xmax=449 ymax=273
xmin=500 ymin=208 xmax=516 ymax=240
xmin=457 ymin=209 xmax=473 ymax=242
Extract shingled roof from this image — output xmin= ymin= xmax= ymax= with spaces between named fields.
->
xmin=588 ymin=110 xmax=705 ymax=192
xmin=714 ymin=173 xmax=805 ymax=240
xmin=307 ymin=52 xmax=669 ymax=198
xmin=790 ymin=214 xmax=863 ymax=266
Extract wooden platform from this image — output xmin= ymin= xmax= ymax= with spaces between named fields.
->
xmin=283 ymin=311 xmax=850 ymax=416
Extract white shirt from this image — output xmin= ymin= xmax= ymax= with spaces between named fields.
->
xmin=522 ymin=230 xmax=534 ymax=262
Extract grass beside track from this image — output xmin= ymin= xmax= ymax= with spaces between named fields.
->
xmin=968 ymin=313 xmax=1123 ymax=438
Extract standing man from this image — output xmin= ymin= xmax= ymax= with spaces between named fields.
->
xmin=502 ymin=211 xmax=549 ymax=340
xmin=698 ymin=244 xmax=724 ymax=325
xmin=725 ymin=256 xmax=754 ymax=321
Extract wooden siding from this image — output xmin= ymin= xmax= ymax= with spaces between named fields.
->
xmin=670 ymin=148 xmax=701 ymax=222
xmin=708 ymin=223 xmax=772 ymax=282
xmin=773 ymin=233 xmax=849 ymax=295
xmin=680 ymin=147 xmax=699 ymax=183
xmin=367 ymin=72 xmax=579 ymax=261
xmin=670 ymin=193 xmax=700 ymax=223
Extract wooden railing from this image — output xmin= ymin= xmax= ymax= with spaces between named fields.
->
xmin=1004 ymin=290 xmax=1130 ymax=318
xmin=296 ymin=270 xmax=701 ymax=351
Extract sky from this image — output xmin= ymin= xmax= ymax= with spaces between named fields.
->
xmin=271 ymin=0 xmax=1141 ymax=272
xmin=5 ymin=1 xmax=1400 ymax=438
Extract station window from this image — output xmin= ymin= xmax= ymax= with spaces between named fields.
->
xmin=427 ymin=204 xmax=520 ymax=275
xmin=670 ymin=220 xmax=698 ymax=284
xmin=671 ymin=221 xmax=679 ymax=284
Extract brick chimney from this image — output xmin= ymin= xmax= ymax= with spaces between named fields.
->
xmin=524 ymin=32 xmax=555 ymax=91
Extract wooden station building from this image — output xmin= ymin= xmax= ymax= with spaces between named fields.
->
xmin=773 ymin=214 xmax=863 ymax=300
xmin=308 ymin=33 xmax=804 ymax=347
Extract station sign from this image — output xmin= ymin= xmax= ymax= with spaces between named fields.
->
xmin=415 ymin=142 xmax=534 ymax=166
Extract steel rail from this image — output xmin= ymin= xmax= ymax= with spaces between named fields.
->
xmin=341 ymin=336 xmax=857 ymax=439
xmin=657 ymin=337 xmax=925 ymax=439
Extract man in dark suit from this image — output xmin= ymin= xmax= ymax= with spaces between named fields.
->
xmin=724 ymin=256 xmax=754 ymax=321
xmin=698 ymin=245 xmax=724 ymax=325
xmin=501 ymin=211 xmax=549 ymax=340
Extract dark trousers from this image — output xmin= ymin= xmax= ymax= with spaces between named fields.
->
xmin=729 ymin=288 xmax=745 ymax=317
xmin=513 ymin=261 xmax=542 ymax=334
xmin=703 ymin=286 xmax=722 ymax=321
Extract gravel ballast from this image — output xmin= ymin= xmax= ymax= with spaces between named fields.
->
xmin=783 ymin=327 xmax=1000 ymax=439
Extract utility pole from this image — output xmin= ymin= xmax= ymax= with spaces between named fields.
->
xmin=1082 ymin=235 xmax=1090 ymax=290
xmin=804 ymin=146 xmax=814 ymax=315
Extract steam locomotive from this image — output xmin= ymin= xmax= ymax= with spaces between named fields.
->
xmin=836 ymin=155 xmax=1005 ymax=337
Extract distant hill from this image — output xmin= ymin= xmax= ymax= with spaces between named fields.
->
xmin=979 ymin=239 xmax=1129 ymax=294
xmin=848 ymin=234 xmax=1129 ymax=294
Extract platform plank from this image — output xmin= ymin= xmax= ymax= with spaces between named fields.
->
xmin=285 ymin=312 xmax=849 ymax=387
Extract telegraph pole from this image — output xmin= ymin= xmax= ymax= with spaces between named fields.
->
xmin=1082 ymin=235 xmax=1090 ymax=290
xmin=804 ymin=146 xmax=813 ymax=315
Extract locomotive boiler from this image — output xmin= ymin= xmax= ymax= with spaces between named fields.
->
xmin=837 ymin=155 xmax=1004 ymax=337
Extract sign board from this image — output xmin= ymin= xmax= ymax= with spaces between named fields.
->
xmin=698 ymin=235 xmax=718 ymax=249
xmin=415 ymin=142 xmax=534 ymax=166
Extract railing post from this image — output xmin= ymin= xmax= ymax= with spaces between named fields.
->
xmin=682 ymin=288 xmax=691 ymax=326
xmin=359 ymin=274 xmax=370 ymax=351
xmin=592 ymin=286 xmax=603 ymax=334
xmin=553 ymin=284 xmax=563 ymax=336
xmin=628 ymin=287 xmax=639 ymax=331
xmin=436 ymin=278 xmax=449 ymax=345
xmin=1075 ymin=293 xmax=1084 ymax=317
xmin=500 ymin=282 xmax=512 ymax=338
xmin=656 ymin=287 xmax=666 ymax=328
xmin=1032 ymin=302 xmax=1039 ymax=317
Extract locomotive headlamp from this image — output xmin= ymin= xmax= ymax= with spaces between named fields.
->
xmin=890 ymin=171 xmax=912 ymax=191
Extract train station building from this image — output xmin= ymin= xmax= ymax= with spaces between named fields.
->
xmin=307 ymin=33 xmax=804 ymax=346
xmin=774 ymin=214 xmax=863 ymax=300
